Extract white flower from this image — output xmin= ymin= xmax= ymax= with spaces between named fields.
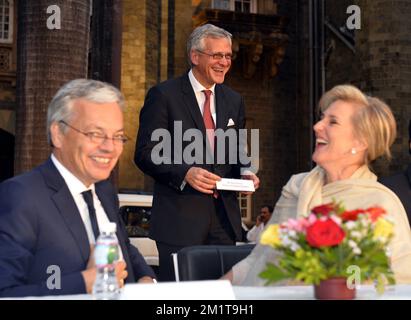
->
xmin=353 ymin=247 xmax=362 ymax=255
xmin=347 ymin=240 xmax=361 ymax=255
xmin=350 ymin=231 xmax=362 ymax=239
xmin=348 ymin=240 xmax=357 ymax=248
xmin=288 ymin=230 xmax=297 ymax=238
xmin=281 ymin=235 xmax=293 ymax=245
xmin=345 ymin=221 xmax=356 ymax=230
xmin=290 ymin=242 xmax=300 ymax=252
xmin=360 ymin=217 xmax=370 ymax=227
xmin=280 ymin=235 xmax=300 ymax=252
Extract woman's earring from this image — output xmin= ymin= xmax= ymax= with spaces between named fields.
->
xmin=351 ymin=148 xmax=357 ymax=155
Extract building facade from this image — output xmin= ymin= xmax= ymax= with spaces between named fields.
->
xmin=2 ymin=0 xmax=411 ymax=222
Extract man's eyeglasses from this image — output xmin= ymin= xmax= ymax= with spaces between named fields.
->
xmin=196 ymin=49 xmax=233 ymax=61
xmin=59 ymin=121 xmax=129 ymax=145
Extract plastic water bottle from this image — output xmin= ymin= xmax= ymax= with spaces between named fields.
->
xmin=92 ymin=222 xmax=120 ymax=300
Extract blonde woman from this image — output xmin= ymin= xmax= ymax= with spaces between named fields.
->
xmin=224 ymin=84 xmax=411 ymax=285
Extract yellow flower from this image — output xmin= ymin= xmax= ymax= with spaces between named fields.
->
xmin=260 ymin=224 xmax=281 ymax=247
xmin=373 ymin=218 xmax=394 ymax=240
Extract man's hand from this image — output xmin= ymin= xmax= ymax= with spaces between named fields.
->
xmin=185 ymin=167 xmax=221 ymax=194
xmin=220 ymin=270 xmax=233 ymax=283
xmin=115 ymin=260 xmax=128 ymax=288
xmin=81 ymin=246 xmax=97 ymax=294
xmin=255 ymin=214 xmax=262 ymax=227
xmin=240 ymin=173 xmax=260 ymax=195
xmin=81 ymin=246 xmax=128 ymax=293
xmin=138 ymin=276 xmax=156 ymax=283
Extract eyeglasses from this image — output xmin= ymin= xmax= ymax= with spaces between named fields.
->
xmin=59 ymin=121 xmax=129 ymax=145
xmin=196 ymin=49 xmax=233 ymax=61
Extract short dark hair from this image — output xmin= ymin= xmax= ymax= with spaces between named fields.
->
xmin=261 ymin=204 xmax=273 ymax=214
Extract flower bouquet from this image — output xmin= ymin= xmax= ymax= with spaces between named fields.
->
xmin=259 ymin=201 xmax=395 ymax=299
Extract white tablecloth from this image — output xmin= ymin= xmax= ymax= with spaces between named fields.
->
xmin=234 ymin=284 xmax=411 ymax=300
xmin=4 ymin=283 xmax=411 ymax=300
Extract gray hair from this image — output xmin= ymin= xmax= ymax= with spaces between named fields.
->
xmin=186 ymin=24 xmax=232 ymax=67
xmin=47 ymin=79 xmax=125 ymax=145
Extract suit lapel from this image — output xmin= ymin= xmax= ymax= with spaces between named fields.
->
xmin=181 ymin=74 xmax=206 ymax=135
xmin=215 ymin=85 xmax=232 ymax=161
xmin=215 ymin=84 xmax=228 ymax=130
xmin=181 ymin=74 xmax=230 ymax=159
xmin=40 ymin=158 xmax=135 ymax=279
xmin=40 ymin=158 xmax=90 ymax=262
xmin=95 ymin=183 xmax=117 ymax=224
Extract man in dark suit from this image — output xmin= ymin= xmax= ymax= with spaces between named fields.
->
xmin=0 ymin=79 xmax=156 ymax=297
xmin=135 ymin=24 xmax=260 ymax=281
xmin=379 ymin=120 xmax=411 ymax=226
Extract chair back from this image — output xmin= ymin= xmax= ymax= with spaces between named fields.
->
xmin=173 ymin=244 xmax=255 ymax=281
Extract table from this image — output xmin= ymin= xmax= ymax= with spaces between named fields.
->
xmin=4 ymin=283 xmax=411 ymax=300
xmin=234 ymin=284 xmax=411 ymax=300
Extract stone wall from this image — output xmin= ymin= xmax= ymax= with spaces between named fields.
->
xmin=119 ymin=0 xmax=147 ymax=190
xmin=325 ymin=0 xmax=411 ymax=176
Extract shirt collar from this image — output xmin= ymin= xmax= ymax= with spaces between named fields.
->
xmin=188 ymin=69 xmax=216 ymax=95
xmin=51 ymin=153 xmax=95 ymax=195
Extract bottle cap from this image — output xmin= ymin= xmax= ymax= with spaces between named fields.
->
xmin=101 ymin=222 xmax=117 ymax=233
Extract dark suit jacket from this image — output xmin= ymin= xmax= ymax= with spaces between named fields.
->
xmin=0 ymin=158 xmax=155 ymax=297
xmin=135 ymin=74 xmax=247 ymax=246
xmin=379 ymin=164 xmax=411 ymax=227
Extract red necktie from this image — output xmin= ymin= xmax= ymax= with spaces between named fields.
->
xmin=202 ymin=90 xmax=215 ymax=151
xmin=202 ymin=90 xmax=218 ymax=198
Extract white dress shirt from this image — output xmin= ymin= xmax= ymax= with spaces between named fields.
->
xmin=188 ymin=69 xmax=217 ymax=125
xmin=180 ymin=70 xmax=217 ymax=191
xmin=246 ymin=223 xmax=266 ymax=243
xmin=184 ymin=69 xmax=255 ymax=189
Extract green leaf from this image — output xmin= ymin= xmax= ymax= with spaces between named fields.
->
xmin=259 ymin=263 xmax=289 ymax=285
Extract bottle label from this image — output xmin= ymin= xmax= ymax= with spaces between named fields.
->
xmin=95 ymin=242 xmax=119 ymax=267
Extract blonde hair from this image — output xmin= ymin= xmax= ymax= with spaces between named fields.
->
xmin=318 ymin=84 xmax=396 ymax=163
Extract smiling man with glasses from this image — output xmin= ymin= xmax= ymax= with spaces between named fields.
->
xmin=0 ymin=79 xmax=156 ymax=297
xmin=136 ymin=24 xmax=260 ymax=282
xmin=58 ymin=120 xmax=129 ymax=146
xmin=195 ymin=49 xmax=233 ymax=61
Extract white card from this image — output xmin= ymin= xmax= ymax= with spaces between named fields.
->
xmin=216 ymin=178 xmax=255 ymax=192
xmin=120 ymin=280 xmax=235 ymax=300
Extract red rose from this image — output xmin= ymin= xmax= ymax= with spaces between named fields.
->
xmin=311 ymin=203 xmax=335 ymax=216
xmin=306 ymin=218 xmax=345 ymax=248
xmin=365 ymin=207 xmax=386 ymax=222
xmin=341 ymin=209 xmax=365 ymax=221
